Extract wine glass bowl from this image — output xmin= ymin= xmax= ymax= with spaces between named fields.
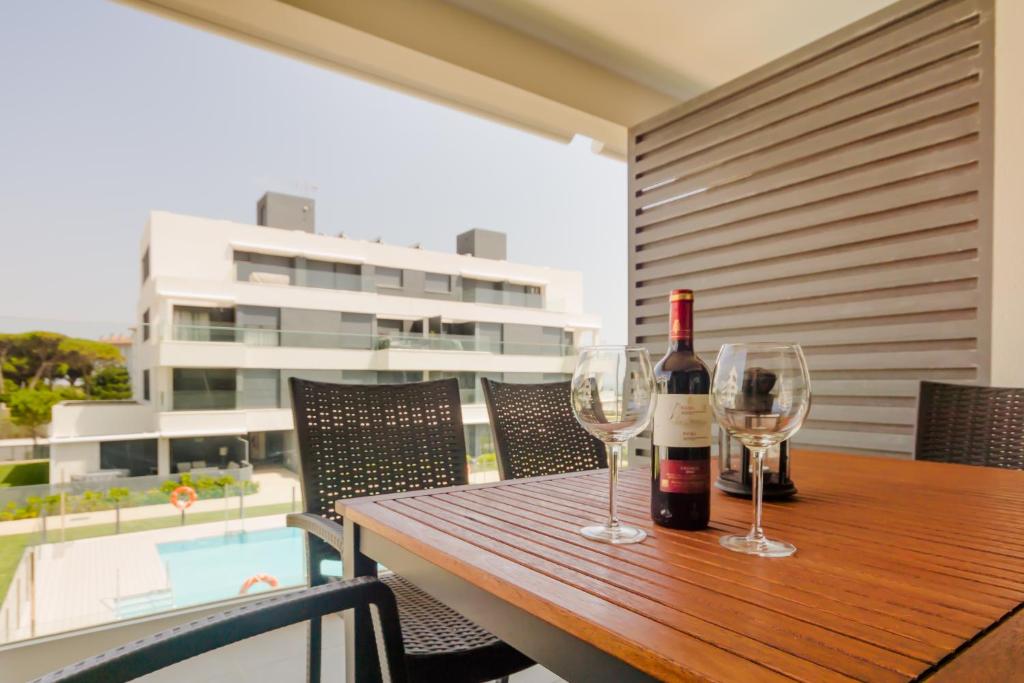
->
xmin=571 ymin=346 xmax=656 ymax=544
xmin=710 ymin=343 xmax=811 ymax=557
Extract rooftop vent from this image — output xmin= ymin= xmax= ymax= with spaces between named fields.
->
xmin=456 ymin=228 xmax=507 ymax=260
xmin=256 ymin=192 xmax=315 ymax=233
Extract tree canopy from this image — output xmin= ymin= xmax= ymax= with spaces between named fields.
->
xmin=0 ymin=332 xmax=132 ymax=433
xmin=91 ymin=365 xmax=133 ymax=400
xmin=7 ymin=386 xmax=84 ymax=441
xmin=0 ymin=331 xmax=124 ymax=391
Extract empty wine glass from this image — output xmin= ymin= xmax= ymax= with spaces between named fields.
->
xmin=710 ymin=343 xmax=811 ymax=557
xmin=571 ymin=346 xmax=656 ymax=544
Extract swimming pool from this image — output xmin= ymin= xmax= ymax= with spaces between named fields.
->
xmin=157 ymin=527 xmax=308 ymax=608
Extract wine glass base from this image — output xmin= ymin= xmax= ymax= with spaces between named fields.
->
xmin=580 ymin=524 xmax=646 ymax=545
xmin=720 ymin=534 xmax=796 ymax=558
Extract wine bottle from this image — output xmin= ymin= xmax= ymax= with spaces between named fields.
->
xmin=651 ymin=289 xmax=711 ymax=530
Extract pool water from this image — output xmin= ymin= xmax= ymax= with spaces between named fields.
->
xmin=157 ymin=527 xmax=308 ymax=608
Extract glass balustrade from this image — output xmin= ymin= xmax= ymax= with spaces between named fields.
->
xmin=164 ymin=324 xmax=574 ymax=355
xmin=464 ymin=288 xmax=543 ymax=308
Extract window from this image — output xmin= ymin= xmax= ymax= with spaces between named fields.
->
xmin=302 ymin=259 xmax=336 ymax=290
xmin=377 ymin=370 xmax=423 ymax=384
xmin=173 ymin=306 xmax=236 ymax=342
xmin=300 ymin=260 xmax=362 ymax=291
xmin=142 ymin=309 xmax=150 ymax=341
xmin=342 ymin=370 xmax=377 ymax=384
xmin=234 ymin=250 xmax=295 ymax=285
xmin=376 ymin=266 xmax=403 ymax=289
xmin=141 ymin=246 xmax=150 ymax=283
xmin=100 ymin=439 xmax=158 ymax=476
xmin=170 ymin=435 xmax=246 ymax=473
xmin=172 ymin=368 xmax=237 ymax=410
xmin=336 ymin=262 xmax=361 ymax=290
xmin=525 ymin=285 xmax=543 ymax=307
xmin=143 ymin=369 xmax=150 ymax=401
xmin=377 ymin=318 xmax=403 ymax=336
xmin=425 ymin=272 xmax=451 ymax=293
xmin=240 ymin=369 xmax=280 ymax=408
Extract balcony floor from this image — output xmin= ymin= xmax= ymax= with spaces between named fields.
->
xmin=136 ymin=615 xmax=563 ymax=682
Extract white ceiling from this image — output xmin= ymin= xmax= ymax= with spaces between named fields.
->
xmin=448 ymin=0 xmax=899 ymax=100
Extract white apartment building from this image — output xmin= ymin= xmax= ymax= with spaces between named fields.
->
xmin=47 ymin=193 xmax=601 ymax=480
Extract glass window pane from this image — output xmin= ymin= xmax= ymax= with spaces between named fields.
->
xmin=170 ymin=435 xmax=246 ymax=472
xmin=336 ymin=262 xmax=362 ymax=291
xmin=376 ymin=266 xmax=403 ymax=289
xmin=240 ymin=369 xmax=280 ymax=408
xmin=425 ymin=272 xmax=451 ymax=293
xmin=100 ymin=439 xmax=158 ymax=476
xmin=172 ymin=368 xmax=237 ymax=410
xmin=235 ymin=251 xmax=294 ymax=284
xmin=303 ymin=259 xmax=336 ymax=289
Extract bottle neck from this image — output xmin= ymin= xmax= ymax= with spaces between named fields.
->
xmin=669 ymin=297 xmax=694 ymax=353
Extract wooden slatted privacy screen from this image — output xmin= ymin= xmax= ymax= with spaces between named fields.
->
xmin=628 ymin=0 xmax=994 ymax=457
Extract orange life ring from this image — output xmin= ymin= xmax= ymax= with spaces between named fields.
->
xmin=170 ymin=485 xmax=197 ymax=510
xmin=239 ymin=573 xmax=280 ymax=595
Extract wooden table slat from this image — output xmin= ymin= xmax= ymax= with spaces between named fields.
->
xmin=338 ymin=450 xmax=1024 ymax=682
xmin=521 ymin=477 xmax=1021 ymax=616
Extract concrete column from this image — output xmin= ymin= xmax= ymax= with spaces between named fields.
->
xmin=990 ymin=0 xmax=1024 ymax=386
xmin=157 ymin=438 xmax=171 ymax=476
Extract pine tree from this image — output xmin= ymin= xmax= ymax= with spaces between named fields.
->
xmin=91 ymin=365 xmax=133 ymax=400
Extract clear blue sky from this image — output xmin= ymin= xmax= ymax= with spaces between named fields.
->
xmin=0 ymin=0 xmax=627 ymax=342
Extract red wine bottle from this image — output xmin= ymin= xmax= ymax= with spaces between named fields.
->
xmin=651 ymin=289 xmax=711 ymax=530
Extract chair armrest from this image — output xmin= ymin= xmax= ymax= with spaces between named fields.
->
xmin=287 ymin=512 xmax=345 ymax=553
xmin=32 ymin=577 xmax=407 ymax=683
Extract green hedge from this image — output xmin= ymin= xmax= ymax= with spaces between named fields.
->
xmin=0 ymin=474 xmax=259 ymax=521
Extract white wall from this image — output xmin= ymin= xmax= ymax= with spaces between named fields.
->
xmin=990 ymin=0 xmax=1024 ymax=386
xmin=48 ymin=442 xmax=100 ymax=480
xmin=145 ymin=211 xmax=592 ymax=316
xmin=50 ymin=402 xmax=154 ymax=439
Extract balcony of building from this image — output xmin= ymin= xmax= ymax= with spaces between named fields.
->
xmin=4 ymin=0 xmax=1024 ymax=681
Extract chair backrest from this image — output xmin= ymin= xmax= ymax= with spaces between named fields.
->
xmin=290 ymin=377 xmax=468 ymax=523
xmin=32 ymin=578 xmax=407 ymax=683
xmin=915 ymin=380 xmax=1024 ymax=469
xmin=481 ymin=378 xmax=606 ymax=480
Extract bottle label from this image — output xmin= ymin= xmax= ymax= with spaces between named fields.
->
xmin=659 ymin=459 xmax=709 ymax=494
xmin=652 ymin=394 xmax=712 ymax=448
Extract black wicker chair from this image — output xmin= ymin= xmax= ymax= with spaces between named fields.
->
xmin=31 ymin=578 xmax=408 ymax=683
xmin=915 ymin=380 xmax=1024 ymax=468
xmin=287 ymin=377 xmax=533 ymax=683
xmin=480 ymin=378 xmax=606 ymax=479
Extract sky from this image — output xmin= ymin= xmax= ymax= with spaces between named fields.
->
xmin=0 ymin=0 xmax=627 ymax=342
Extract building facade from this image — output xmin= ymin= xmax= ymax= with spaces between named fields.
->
xmin=47 ymin=194 xmax=600 ymax=479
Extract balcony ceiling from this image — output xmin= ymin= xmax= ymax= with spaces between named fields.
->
xmin=447 ymin=0 xmax=897 ymax=100
xmin=127 ymin=0 xmax=896 ymax=156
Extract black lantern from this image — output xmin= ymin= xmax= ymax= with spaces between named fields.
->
xmin=715 ymin=435 xmax=796 ymax=499
xmin=715 ymin=366 xmax=797 ymax=499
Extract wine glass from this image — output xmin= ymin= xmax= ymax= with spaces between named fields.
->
xmin=571 ymin=346 xmax=656 ymax=544
xmin=710 ymin=343 xmax=811 ymax=557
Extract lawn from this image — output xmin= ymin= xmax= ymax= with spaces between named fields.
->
xmin=0 ymin=502 xmax=295 ymax=611
xmin=0 ymin=460 xmax=49 ymax=488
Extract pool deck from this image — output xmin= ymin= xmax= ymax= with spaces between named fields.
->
xmin=4 ymin=514 xmax=288 ymax=641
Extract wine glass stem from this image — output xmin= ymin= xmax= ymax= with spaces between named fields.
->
xmin=747 ymin=447 xmax=767 ymax=545
xmin=606 ymin=442 xmax=621 ymax=530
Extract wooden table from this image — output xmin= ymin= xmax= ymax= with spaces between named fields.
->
xmin=337 ymin=451 xmax=1024 ymax=682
